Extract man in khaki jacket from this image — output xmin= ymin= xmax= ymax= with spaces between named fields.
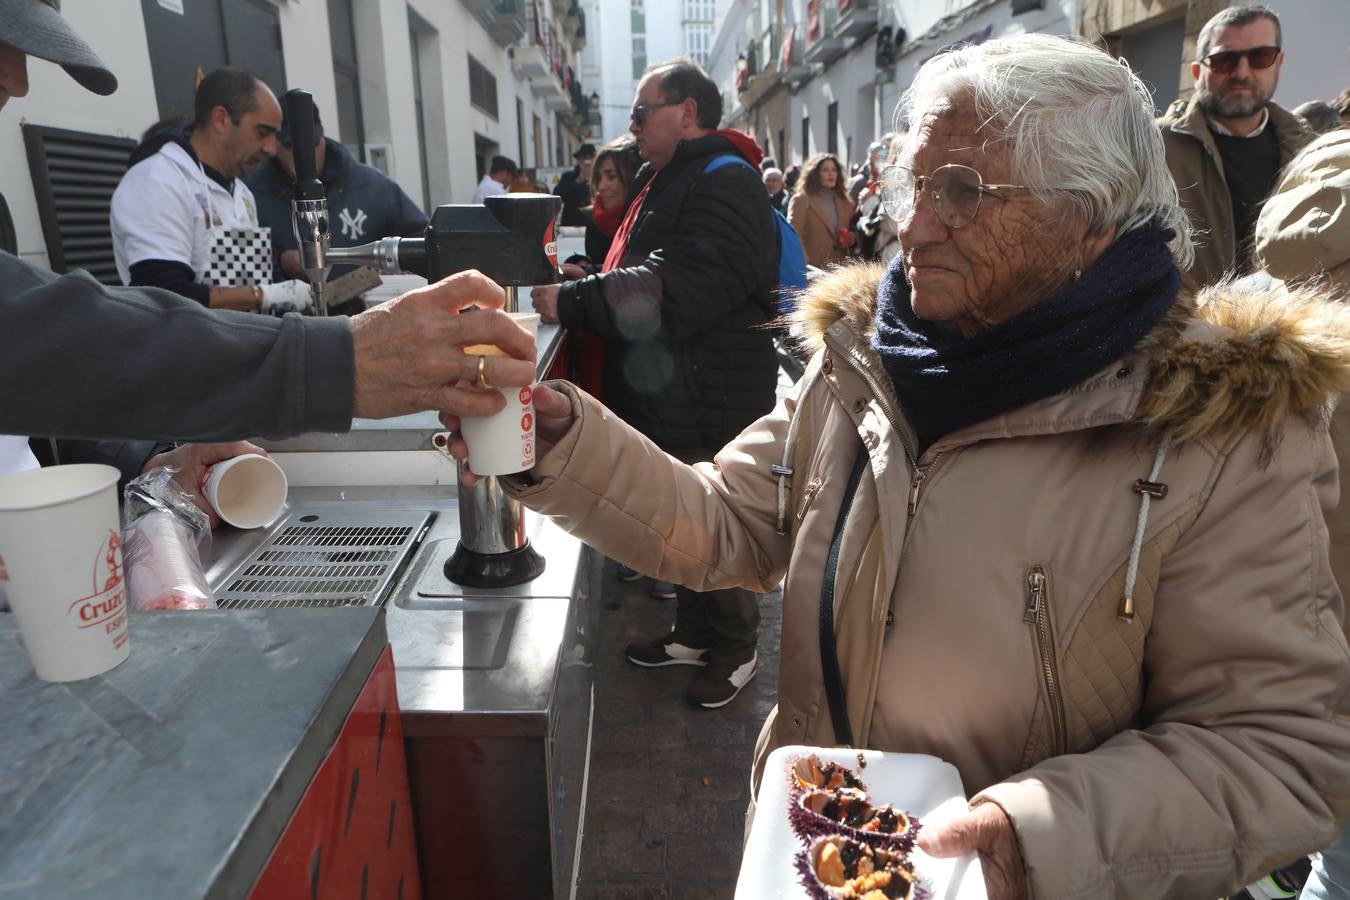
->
xmin=1158 ymin=5 xmax=1311 ymax=288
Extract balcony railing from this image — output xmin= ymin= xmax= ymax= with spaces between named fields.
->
xmin=835 ymin=0 xmax=877 ymax=40
xmin=465 ymin=0 xmax=527 ymax=45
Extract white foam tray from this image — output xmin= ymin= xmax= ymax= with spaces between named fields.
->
xmin=736 ymin=745 xmax=987 ymax=899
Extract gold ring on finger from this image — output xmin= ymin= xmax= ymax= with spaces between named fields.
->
xmin=476 ymin=354 xmax=493 ymax=390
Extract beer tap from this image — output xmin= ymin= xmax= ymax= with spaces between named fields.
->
xmin=328 ymin=193 xmax=563 ymax=588
xmin=282 ymin=89 xmax=330 ymax=316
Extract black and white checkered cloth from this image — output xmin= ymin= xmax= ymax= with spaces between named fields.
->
xmin=206 ymin=228 xmax=273 ymax=288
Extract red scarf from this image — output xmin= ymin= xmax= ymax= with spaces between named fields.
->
xmin=602 ymin=179 xmax=654 ymax=273
xmin=590 ymin=196 xmax=625 ymax=238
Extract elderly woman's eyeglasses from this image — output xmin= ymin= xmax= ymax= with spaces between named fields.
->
xmin=879 ymin=164 xmax=1029 ymax=229
xmin=629 ymin=100 xmax=681 ymax=125
xmin=1199 ymin=46 xmax=1280 ymax=75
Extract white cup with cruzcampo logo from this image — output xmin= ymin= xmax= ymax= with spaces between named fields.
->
xmin=459 ymin=312 xmax=540 ymax=476
xmin=0 ymin=464 xmax=131 ymax=682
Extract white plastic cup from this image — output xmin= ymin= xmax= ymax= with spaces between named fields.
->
xmin=0 ymin=464 xmax=131 ymax=682
xmin=202 ymin=453 xmax=288 ymax=529
xmin=460 ymin=312 xmax=540 ymax=476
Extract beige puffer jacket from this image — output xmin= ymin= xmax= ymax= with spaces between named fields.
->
xmin=508 ymin=266 xmax=1350 ymax=898
xmin=1256 ymin=129 xmax=1350 ymax=295
xmin=1158 ymin=95 xmax=1312 ymax=289
xmin=1255 ymin=128 xmax=1350 ymax=626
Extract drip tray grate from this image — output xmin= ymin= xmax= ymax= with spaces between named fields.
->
xmin=215 ymin=511 xmax=432 ymax=610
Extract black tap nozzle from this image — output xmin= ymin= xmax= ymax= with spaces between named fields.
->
xmin=283 ymin=89 xmax=324 ymax=201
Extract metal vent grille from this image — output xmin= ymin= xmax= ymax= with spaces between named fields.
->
xmin=215 ymin=512 xmax=431 ymax=610
xmin=21 ymin=125 xmax=136 ymax=284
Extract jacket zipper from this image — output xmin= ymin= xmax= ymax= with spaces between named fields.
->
xmin=1022 ymin=566 xmax=1067 ymax=755
xmin=796 ymin=475 xmax=824 ymax=521
xmin=907 ymin=451 xmax=946 ymax=516
xmin=842 ymin=344 xmax=917 ymax=465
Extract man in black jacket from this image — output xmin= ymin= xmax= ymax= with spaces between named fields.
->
xmin=553 ymin=142 xmax=595 ymax=226
xmin=532 ymin=59 xmax=779 ymax=709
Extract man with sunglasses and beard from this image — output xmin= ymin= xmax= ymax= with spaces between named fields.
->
xmin=1159 ymin=5 xmax=1311 ymax=289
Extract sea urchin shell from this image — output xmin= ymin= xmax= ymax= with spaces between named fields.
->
xmin=789 ymin=789 xmax=920 ymax=853
xmin=794 ymin=835 xmax=923 ymax=900
xmin=788 ymin=754 xmax=870 ymax=799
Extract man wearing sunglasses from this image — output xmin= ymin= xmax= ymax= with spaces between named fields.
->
xmin=1159 ymin=4 xmax=1311 ymax=289
xmin=530 ymin=58 xmax=780 ymax=710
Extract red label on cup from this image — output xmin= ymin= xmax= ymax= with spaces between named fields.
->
xmin=544 ymin=219 xmax=558 ymax=269
xmin=67 ymin=530 xmax=126 ymax=630
xmin=521 ymin=412 xmax=534 ymax=432
xmin=519 ymin=386 xmax=533 ymax=405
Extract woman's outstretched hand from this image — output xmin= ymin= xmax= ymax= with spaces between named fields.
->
xmin=918 ymin=801 xmax=1028 ymax=900
xmin=440 ymin=382 xmax=575 ymax=486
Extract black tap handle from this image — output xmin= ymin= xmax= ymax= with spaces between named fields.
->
xmin=283 ymin=89 xmax=323 ymax=200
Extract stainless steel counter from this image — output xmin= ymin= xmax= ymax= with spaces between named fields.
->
xmin=0 ymin=608 xmax=387 ymax=900
xmin=202 ymin=316 xmax=592 ymax=896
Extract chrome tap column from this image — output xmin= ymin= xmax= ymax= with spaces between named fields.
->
xmin=282 ymin=89 xmax=330 ymax=316
xmin=325 ymin=193 xmax=563 ymax=587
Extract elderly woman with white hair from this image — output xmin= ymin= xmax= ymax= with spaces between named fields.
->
xmin=453 ymin=34 xmax=1350 ymax=897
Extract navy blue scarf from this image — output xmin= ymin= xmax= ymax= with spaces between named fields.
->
xmin=871 ymin=225 xmax=1180 ymax=455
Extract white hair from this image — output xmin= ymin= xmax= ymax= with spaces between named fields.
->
xmin=894 ymin=33 xmax=1194 ymax=267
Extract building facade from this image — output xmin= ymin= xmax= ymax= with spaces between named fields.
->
xmin=584 ymin=0 xmax=734 ymax=147
xmin=709 ymin=0 xmax=1349 ymax=172
xmin=3 ymin=0 xmax=596 ymax=272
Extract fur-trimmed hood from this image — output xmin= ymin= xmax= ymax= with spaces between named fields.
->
xmin=789 ymin=263 xmax=1350 ymax=447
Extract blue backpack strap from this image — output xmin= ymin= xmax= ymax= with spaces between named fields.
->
xmin=704 ymin=154 xmax=756 ymax=174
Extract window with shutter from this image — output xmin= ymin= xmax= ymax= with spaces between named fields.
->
xmin=21 ymin=125 xmax=135 ymax=285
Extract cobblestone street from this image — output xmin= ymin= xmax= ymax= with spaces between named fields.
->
xmin=575 ymin=561 xmax=783 ymax=899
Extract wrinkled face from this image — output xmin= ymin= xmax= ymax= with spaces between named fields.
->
xmin=895 ymin=96 xmax=1100 ymax=337
xmin=1193 ymin=20 xmax=1283 ymax=120
xmin=215 ymin=86 xmax=282 ymax=177
xmin=764 ymin=172 xmax=784 ymax=194
xmin=0 ymin=41 xmax=30 ymax=111
xmin=595 ymin=158 xmax=625 ymax=209
xmin=818 ymin=159 xmax=839 ymax=190
xmin=629 ymin=74 xmax=692 ymax=170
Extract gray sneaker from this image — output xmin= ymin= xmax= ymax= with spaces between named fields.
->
xmin=649 ymin=580 xmax=677 ymax=600
xmin=626 ymin=634 xmax=711 ymax=667
xmin=686 ymin=649 xmax=757 ymax=708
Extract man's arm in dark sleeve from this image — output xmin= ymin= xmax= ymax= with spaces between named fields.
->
xmin=644 ymin=167 xmax=776 ymax=336
xmin=555 ymin=167 xmax=776 ymax=342
xmin=0 ymin=251 xmax=354 ymax=442
xmin=128 ymin=259 xmax=211 ymax=306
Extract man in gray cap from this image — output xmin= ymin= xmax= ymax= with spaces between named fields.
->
xmin=0 ymin=0 xmax=535 ymax=446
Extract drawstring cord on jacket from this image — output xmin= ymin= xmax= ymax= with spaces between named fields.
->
xmin=774 ymin=361 xmax=824 ymax=535
xmin=1121 ymin=437 xmax=1171 ymax=622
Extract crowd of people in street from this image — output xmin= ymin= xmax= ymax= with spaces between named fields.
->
xmin=5 ymin=0 xmax=1350 ymax=897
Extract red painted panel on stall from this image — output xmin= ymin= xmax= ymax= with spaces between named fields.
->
xmin=250 ymin=646 xmax=421 ymax=900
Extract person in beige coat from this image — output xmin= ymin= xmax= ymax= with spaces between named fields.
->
xmin=788 ymin=153 xmax=858 ymax=268
xmin=448 ymin=35 xmax=1350 ymax=898
xmin=1253 ymin=127 xmax=1350 ymax=900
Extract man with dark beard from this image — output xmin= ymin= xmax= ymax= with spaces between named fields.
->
xmin=1159 ymin=5 xmax=1311 ymax=288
